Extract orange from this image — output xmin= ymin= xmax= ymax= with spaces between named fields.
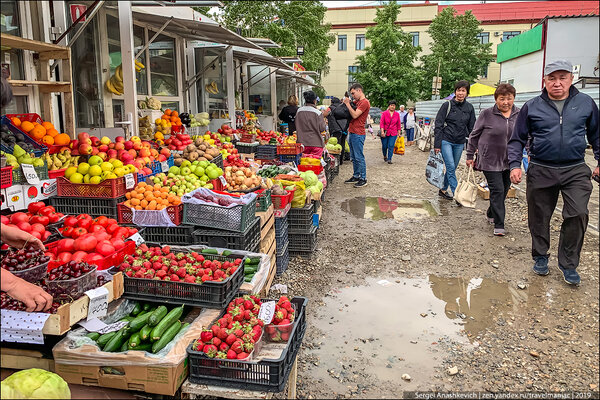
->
xmin=41 ymin=135 xmax=54 ymax=145
xmin=126 ymin=192 xmax=132 ymax=199
xmin=46 ymin=128 xmax=59 ymax=137
xmin=42 ymin=121 xmax=54 ymax=131
xmin=140 ymin=199 xmax=148 ymax=208
xmin=54 ymin=133 xmax=71 ymax=146
xmin=10 ymin=117 xmax=21 ymax=127
xmin=164 ymin=109 xmax=172 ymax=116
xmin=30 ymin=125 xmax=47 ymax=140
xmin=131 ymin=198 xmax=140 ymax=206
xmin=20 ymin=121 xmax=35 ymax=133
xmin=172 ymin=111 xmax=178 ymax=118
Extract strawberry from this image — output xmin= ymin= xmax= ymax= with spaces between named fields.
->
xmin=225 ymin=334 xmax=238 ymax=346
xmin=176 ymin=253 xmax=185 ymax=260
xmin=152 ymin=261 xmax=162 ymax=270
xmin=201 ymin=275 xmax=211 ymax=282
xmin=227 ymin=350 xmax=238 ymax=359
xmin=162 ymin=246 xmax=170 ymax=254
xmin=234 ymin=258 xmax=242 ymax=265
xmin=280 ymin=319 xmax=291 ymax=326
xmin=144 ymin=270 xmax=155 ymax=279
xmin=211 ymin=324 xmax=220 ymax=336
xmin=134 ymin=271 xmax=144 ymax=278
xmin=237 ymin=352 xmax=249 ymax=360
xmin=203 ymin=344 xmax=218 ymax=358
xmin=277 ymin=296 xmax=290 ymax=305
xmin=279 ymin=300 xmax=293 ymax=312
xmin=184 ymin=275 xmax=195 ymax=283
xmin=265 ymin=325 xmax=276 ymax=335
xmin=212 ymin=337 xmax=222 ymax=347
xmin=178 ymin=260 xmax=187 ymax=267
xmin=218 ymin=317 xmax=228 ymax=328
xmin=193 ymin=339 xmax=204 ymax=351
xmin=234 ymin=328 xmax=244 ymax=338
xmin=126 ymin=270 xmax=133 ymax=277
xmin=219 ymin=342 xmax=229 ymax=352
xmin=235 ymin=297 xmax=244 ymax=306
xmin=243 ymin=299 xmax=254 ymax=310
xmin=176 ymin=267 xmax=187 ymax=278
xmin=281 ymin=332 xmax=290 ymax=341
xmin=243 ymin=341 xmax=254 ymax=352
xmin=241 ymin=333 xmax=253 ymax=343
xmin=200 ymin=329 xmax=213 ymax=342
xmin=243 ymin=310 xmax=252 ymax=320
xmin=216 ymin=351 xmax=227 ymax=359
xmin=170 ymin=274 xmax=180 ymax=282
xmin=230 ymin=340 xmax=244 ymax=354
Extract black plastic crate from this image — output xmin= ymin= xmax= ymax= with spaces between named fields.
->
xmin=129 ymin=225 xmax=195 ymax=245
xmin=121 ymin=248 xmax=245 ymax=308
xmin=192 ymin=216 xmax=261 ymax=251
xmin=49 ymin=195 xmax=124 ymax=219
xmin=276 ymin=242 xmax=289 ymax=275
xmin=287 ymin=203 xmax=315 ymax=233
xmin=187 ymin=296 xmax=307 ymax=392
xmin=288 ymin=225 xmax=317 ymax=253
xmin=256 ymin=189 xmax=272 ymax=212
xmin=183 ymin=196 xmax=257 ymax=232
xmin=212 ymin=153 xmax=223 ymax=169
xmin=255 ymin=145 xmax=277 ymax=160
xmin=235 ymin=143 xmax=258 ymax=154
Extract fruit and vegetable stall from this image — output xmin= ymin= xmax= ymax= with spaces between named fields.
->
xmin=1 ymin=105 xmax=339 ymax=396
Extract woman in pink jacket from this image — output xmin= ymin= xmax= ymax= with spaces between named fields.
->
xmin=379 ymin=100 xmax=402 ymax=164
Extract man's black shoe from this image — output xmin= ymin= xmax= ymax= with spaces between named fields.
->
xmin=345 ymin=177 xmax=360 ymax=184
xmin=438 ymin=190 xmax=453 ymax=200
xmin=354 ymin=179 xmax=368 ymax=188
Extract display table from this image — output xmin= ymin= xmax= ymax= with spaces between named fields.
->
xmin=180 ymin=359 xmax=297 ymax=399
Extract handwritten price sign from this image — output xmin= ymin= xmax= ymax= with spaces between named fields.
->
xmin=85 ymin=287 xmax=109 ymax=321
xmin=21 ymin=164 xmax=40 ymax=184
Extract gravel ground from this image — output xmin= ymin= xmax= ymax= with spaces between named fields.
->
xmin=271 ymin=135 xmax=600 ymax=399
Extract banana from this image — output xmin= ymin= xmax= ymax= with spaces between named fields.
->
xmin=105 ymin=79 xmax=120 ymax=95
xmin=135 ymin=60 xmax=145 ymax=69
xmin=115 ymin=65 xmax=123 ymax=81
xmin=211 ymin=81 xmax=219 ymax=94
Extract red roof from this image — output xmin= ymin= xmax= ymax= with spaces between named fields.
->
xmin=440 ymin=1 xmax=599 ymax=22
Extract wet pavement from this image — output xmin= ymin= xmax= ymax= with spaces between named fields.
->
xmin=341 ymin=197 xmax=441 ymax=221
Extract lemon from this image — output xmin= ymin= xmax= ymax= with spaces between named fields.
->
xmin=83 ymin=174 xmax=91 ymax=183
xmin=69 ymin=172 xmax=84 ymax=183
xmin=113 ymin=167 xmax=125 ymax=177
xmin=89 ymin=175 xmax=102 ymax=184
xmin=111 ymin=159 xmax=124 ymax=168
xmin=101 ymin=162 xmax=114 ymax=172
xmin=89 ymin=165 xmax=102 ymax=176
xmin=77 ymin=162 xmax=90 ymax=175
xmin=106 ymin=173 xmax=117 ymax=179
xmin=65 ymin=166 xmax=78 ymax=179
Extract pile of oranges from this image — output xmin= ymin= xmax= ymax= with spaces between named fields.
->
xmin=10 ymin=117 xmax=70 ymax=146
xmin=162 ymin=109 xmax=182 ymax=127
xmin=124 ymin=182 xmax=181 ymax=210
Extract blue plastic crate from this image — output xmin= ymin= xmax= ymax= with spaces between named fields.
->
xmin=278 ymin=154 xmax=301 ymax=165
xmin=0 ymin=116 xmax=48 ymax=157
xmin=150 ymin=155 xmax=174 ymax=174
xmin=137 ymin=170 xmax=158 ymax=183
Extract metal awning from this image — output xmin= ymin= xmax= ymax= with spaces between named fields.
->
xmin=131 ymin=6 xmax=262 ymax=50
xmin=232 ymin=47 xmax=294 ymax=71
xmin=247 ymin=38 xmax=281 ymax=49
xmin=276 ymin=69 xmax=320 ymax=88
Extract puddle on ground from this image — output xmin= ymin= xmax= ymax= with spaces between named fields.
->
xmin=308 ymin=275 xmax=532 ymax=390
xmin=341 ymin=197 xmax=442 ymax=221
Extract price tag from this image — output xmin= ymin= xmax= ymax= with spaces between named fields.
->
xmin=233 ymin=134 xmax=240 ymax=141
xmin=128 ymin=232 xmax=145 ymax=245
xmin=124 ymin=173 xmax=135 ymax=190
xmin=320 ymin=158 xmax=327 ymax=167
xmin=85 ymin=286 xmax=109 ymax=321
xmin=218 ymin=175 xmax=227 ymax=187
xmin=161 ymin=161 xmax=169 ymax=173
xmin=21 ymin=164 xmax=40 ymax=184
xmin=258 ymin=301 xmax=276 ymax=324
xmin=97 ymin=320 xmax=128 ymax=334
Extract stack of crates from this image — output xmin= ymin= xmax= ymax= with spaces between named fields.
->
xmin=287 ymin=202 xmax=317 ymax=258
xmin=275 ymin=215 xmax=289 ymax=274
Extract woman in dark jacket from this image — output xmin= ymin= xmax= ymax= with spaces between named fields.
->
xmin=466 ymin=83 xmax=520 ymax=236
xmin=434 ymin=80 xmax=476 ymax=200
xmin=327 ymin=97 xmax=349 ymax=165
xmin=278 ymin=95 xmax=299 ymax=135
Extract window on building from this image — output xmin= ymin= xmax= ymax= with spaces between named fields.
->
xmin=356 ymin=34 xmax=365 ymax=50
xmin=410 ymin=32 xmax=419 ymax=47
xmin=133 ymin=25 xmax=148 ymax=96
xmin=338 ymin=35 xmax=347 ymax=51
xmin=477 ymin=32 xmax=489 ymax=44
xmin=502 ymin=31 xmax=520 ymax=42
xmin=149 ymin=32 xmax=178 ymax=96
xmin=1 ymin=0 xmax=25 ymax=81
xmin=348 ymin=65 xmax=359 ymax=84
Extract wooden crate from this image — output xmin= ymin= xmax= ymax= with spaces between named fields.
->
xmin=43 ymin=272 xmax=124 ymax=335
xmin=260 ymin=226 xmax=276 ymax=254
xmin=260 ymin=237 xmax=277 ymax=297
xmin=256 ymin=204 xmax=274 ymax=229
xmin=260 ymin=211 xmax=274 ymax=241
xmin=1 ymin=348 xmax=55 ymax=372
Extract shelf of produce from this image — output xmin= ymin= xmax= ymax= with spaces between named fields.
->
xmin=42 ymin=272 xmax=124 ymax=335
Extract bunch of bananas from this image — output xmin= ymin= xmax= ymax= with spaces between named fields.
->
xmin=105 ymin=61 xmax=145 ymax=95
xmin=44 ymin=148 xmax=81 ymax=171
xmin=205 ymin=81 xmax=219 ymax=95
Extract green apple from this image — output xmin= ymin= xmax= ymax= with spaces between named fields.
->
xmin=181 ymin=160 xmax=191 ymax=168
xmin=169 ymin=166 xmax=180 ymax=175
xmin=193 ymin=166 xmax=205 ymax=177
xmin=181 ymin=167 xmax=191 ymax=176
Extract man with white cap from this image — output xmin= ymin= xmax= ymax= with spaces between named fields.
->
xmin=508 ymin=59 xmax=599 ymax=286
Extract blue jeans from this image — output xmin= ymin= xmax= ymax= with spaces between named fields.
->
xmin=381 ymin=135 xmax=396 ymax=161
xmin=405 ymin=128 xmax=415 ymax=142
xmin=441 ymin=140 xmax=464 ymax=195
xmin=349 ymin=133 xmax=366 ymax=180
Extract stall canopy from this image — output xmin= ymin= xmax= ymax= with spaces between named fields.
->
xmin=131 ymin=6 xmax=262 ymax=50
xmin=277 ymin=69 xmax=320 ymax=88
xmin=232 ymin=47 xmax=294 ymax=71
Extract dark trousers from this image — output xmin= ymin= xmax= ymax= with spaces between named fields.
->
xmin=332 ymin=131 xmax=347 ymax=165
xmin=483 ymin=170 xmax=511 ymax=229
xmin=526 ymin=163 xmax=593 ymax=269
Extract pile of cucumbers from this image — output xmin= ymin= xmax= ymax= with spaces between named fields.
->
xmin=244 ymin=256 xmax=261 ymax=282
xmin=257 ymin=165 xmax=289 ymax=178
xmin=86 ymin=302 xmax=188 ymax=354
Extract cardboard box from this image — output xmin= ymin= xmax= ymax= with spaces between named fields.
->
xmin=477 ymin=185 xmax=490 ymax=200
xmin=54 ymin=358 xmax=188 ymax=396
xmin=1 ymin=185 xmax=25 ymax=211
xmin=21 ymin=179 xmax=57 ymax=207
xmin=507 ymin=187 xmax=517 ymax=198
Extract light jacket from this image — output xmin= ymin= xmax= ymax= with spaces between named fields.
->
xmin=379 ymin=110 xmax=401 ymax=136
xmin=295 ymin=104 xmax=326 ymax=148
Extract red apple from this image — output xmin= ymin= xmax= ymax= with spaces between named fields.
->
xmin=78 ymin=144 xmax=93 ymax=155
xmin=124 ymin=141 xmax=134 ymax=150
xmin=108 ymin=143 xmax=115 ymax=149
xmin=115 ymin=142 xmax=125 ymax=150
xmin=97 ymin=152 xmax=107 ymax=160
xmin=98 ymin=144 xmax=109 ymax=152
xmin=91 ymin=147 xmax=99 ymax=155
xmin=115 ymin=136 xmax=125 ymax=143
xmin=127 ymin=149 xmax=137 ymax=158
xmin=78 ymin=132 xmax=90 ymax=143
xmin=90 ymin=136 xmax=101 ymax=146
xmin=133 ymin=141 xmax=142 ymax=151
xmin=107 ymin=149 xmax=117 ymax=159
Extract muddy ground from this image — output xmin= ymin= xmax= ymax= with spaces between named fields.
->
xmin=272 ymin=134 xmax=600 ymax=398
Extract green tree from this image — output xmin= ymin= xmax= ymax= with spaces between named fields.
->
xmin=352 ymin=1 xmax=421 ymax=107
xmin=418 ymin=7 xmax=494 ymax=99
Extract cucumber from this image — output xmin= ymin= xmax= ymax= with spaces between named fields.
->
xmin=131 ymin=302 xmax=143 ymax=316
xmin=151 ymin=320 xmax=182 ymax=353
xmin=127 ymin=311 xmax=152 ymax=333
xmin=128 ymin=332 xmax=141 ymax=348
xmin=97 ymin=331 xmax=117 ymax=348
xmin=201 ymin=248 xmax=218 ymax=255
xmin=245 ymin=257 xmax=260 ymax=265
xmin=244 ymin=266 xmax=258 ymax=273
xmin=143 ymin=303 xmax=152 ymax=311
xmin=103 ymin=328 xmax=128 ymax=352
xmin=136 ymin=310 xmax=148 ymax=317
xmin=140 ymin=324 xmax=152 ymax=341
xmin=150 ymin=305 xmax=184 ymax=342
xmin=86 ymin=332 xmax=101 ymax=341
xmin=129 ymin=343 xmax=152 ymax=351
xmin=148 ymin=306 xmax=168 ymax=326
xmin=119 ymin=316 xmax=134 ymax=322
xmin=222 ymin=250 xmax=232 ymax=256
xmin=244 ymin=276 xmax=253 ymax=282
xmin=120 ymin=341 xmax=129 ymax=352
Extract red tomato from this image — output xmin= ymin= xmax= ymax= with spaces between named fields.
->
xmin=110 ymin=237 xmax=126 ymax=251
xmin=57 ymin=238 xmax=75 ymax=253
xmin=106 ymin=218 xmax=118 ymax=225
xmin=57 ymin=252 xmax=72 ymax=264
xmin=9 ymin=212 xmax=29 ymax=225
xmin=38 ymin=206 xmax=55 ymax=216
xmin=48 ymin=212 xmax=62 ymax=224
xmin=90 ymin=224 xmax=105 ymax=234
xmin=62 ymin=226 xmax=74 ymax=238
xmin=63 ymin=216 xmax=79 ymax=228
xmin=85 ymin=253 xmax=104 ymax=266
xmin=77 ymin=218 xmax=92 ymax=230
xmin=76 ymin=214 xmax=92 ymax=221
xmin=30 ymin=215 xmax=50 ymax=226
xmin=74 ymin=235 xmax=97 ymax=252
xmin=93 ymin=216 xmax=109 ymax=227
xmin=16 ymin=222 xmax=32 ymax=232
xmin=71 ymin=251 xmax=88 ymax=262
xmin=71 ymin=227 xmax=88 ymax=238
xmin=30 ymin=223 xmax=46 ymax=234
xmin=96 ymin=241 xmax=116 ymax=257
xmin=27 ymin=201 xmax=46 ymax=214
xmin=105 ymin=223 xmax=120 ymax=235
xmin=127 ymin=227 xmax=138 ymax=237
xmin=42 ymin=230 xmax=52 ymax=242
xmin=1 ymin=215 xmax=9 ymax=225
xmin=30 ymin=230 xmax=42 ymax=240
xmin=113 ymin=227 xmax=129 ymax=239
xmin=94 ymin=232 xmax=111 ymax=242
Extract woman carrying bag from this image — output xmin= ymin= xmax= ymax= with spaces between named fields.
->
xmin=379 ymin=100 xmax=402 ymax=164
xmin=466 ymin=83 xmax=520 ymax=236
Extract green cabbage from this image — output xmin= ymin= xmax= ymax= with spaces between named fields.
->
xmin=316 ymin=181 xmax=323 ymax=191
xmin=308 ymin=185 xmax=321 ymax=195
xmin=303 ymin=171 xmax=318 ymax=187
xmin=328 ymin=137 xmax=338 ymax=146
xmin=1 ymin=369 xmax=71 ymax=399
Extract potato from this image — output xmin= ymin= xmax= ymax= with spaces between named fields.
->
xmin=204 ymin=153 xmax=213 ymax=161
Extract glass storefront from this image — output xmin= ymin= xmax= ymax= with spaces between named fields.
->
xmin=149 ymin=33 xmax=178 ymax=97
xmin=247 ymin=65 xmax=272 ymax=116
xmin=1 ymin=0 xmax=27 ymax=114
xmin=195 ymin=47 xmax=227 ymax=118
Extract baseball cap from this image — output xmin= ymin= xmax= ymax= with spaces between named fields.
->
xmin=544 ymin=60 xmax=573 ymax=76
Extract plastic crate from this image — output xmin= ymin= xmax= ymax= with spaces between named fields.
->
xmin=150 ymin=155 xmax=174 ymax=174
xmin=235 ymin=142 xmax=258 ymax=154
xmin=255 ymin=188 xmax=272 ymax=212
xmin=276 ymin=243 xmax=289 ymax=276
xmin=47 ymin=239 xmax=136 ymax=271
xmin=117 ymin=202 xmax=183 ymax=226
xmin=192 ymin=216 xmax=261 ymax=251
xmin=187 ymin=296 xmax=307 ymax=392
xmin=1 ymin=115 xmax=48 ymax=157
xmin=46 ymin=265 xmax=97 ymax=298
xmin=298 ymin=164 xmax=323 ymax=175
xmin=287 ymin=203 xmax=315 ymax=233
xmin=276 ymin=143 xmax=303 ymax=155
xmin=48 ymin=168 xmax=66 ymax=179
xmin=130 ymin=225 xmax=195 ymax=245
xmin=121 ymin=251 xmax=245 ymax=308
xmin=12 ymin=161 xmax=49 ymax=185
xmin=276 ymin=231 xmax=288 ymax=252
xmin=275 ymin=215 xmax=288 ymax=231
xmin=288 ymin=225 xmax=317 ymax=254
xmin=56 ymin=175 xmax=136 ymax=198
xmin=49 ymin=196 xmax=125 ymax=219
xmin=1 ymin=166 xmax=13 ymax=189
xmin=240 ymin=133 xmax=256 ymax=143
xmin=278 ymin=154 xmax=301 ymax=165
xmin=255 ymin=145 xmax=277 ymax=160
xmin=271 ymin=188 xmax=294 ymax=209
xmin=212 ymin=153 xmax=223 ymax=169
xmin=183 ymin=192 xmax=257 ymax=233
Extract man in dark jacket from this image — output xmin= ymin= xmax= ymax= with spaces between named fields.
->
xmin=327 ymin=97 xmax=349 ymax=165
xmin=508 ymin=60 xmax=599 ymax=286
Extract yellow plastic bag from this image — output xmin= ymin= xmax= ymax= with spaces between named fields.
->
xmin=300 ymin=157 xmax=321 ymax=166
xmin=274 ymin=179 xmax=306 ymax=208
xmin=394 ymin=136 xmax=405 ymax=155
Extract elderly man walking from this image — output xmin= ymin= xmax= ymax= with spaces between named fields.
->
xmin=508 ymin=60 xmax=599 ymax=286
